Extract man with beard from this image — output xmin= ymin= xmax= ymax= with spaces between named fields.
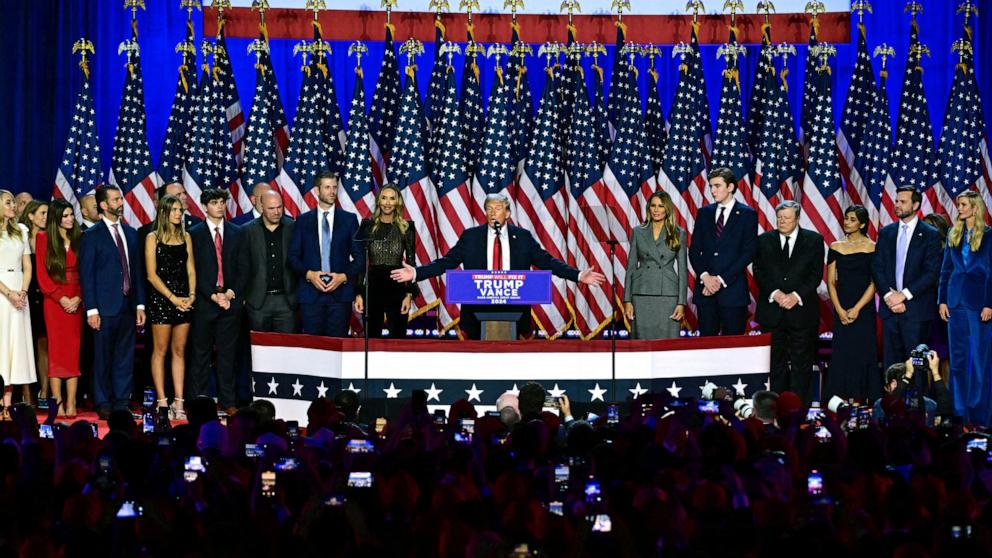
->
xmin=872 ymin=186 xmax=942 ymax=390
xmin=80 ymin=185 xmax=146 ymax=419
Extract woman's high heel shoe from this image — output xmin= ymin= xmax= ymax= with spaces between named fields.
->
xmin=169 ymin=398 xmax=186 ymax=421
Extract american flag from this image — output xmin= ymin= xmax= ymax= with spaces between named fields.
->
xmin=687 ymin=23 xmax=713 ymax=172
xmin=424 ymin=19 xmax=447 ymax=157
xmin=798 ymin=23 xmax=819 ymax=165
xmin=312 ymin=26 xmax=347 ymax=188
xmin=368 ymin=25 xmax=402 ymax=189
xmin=430 ymin=67 xmax=476 ymax=332
xmin=389 ymin=67 xmax=442 ymax=319
xmin=590 ymin=64 xmax=612 ymax=171
xmin=339 ymin=70 xmax=376 ymax=220
xmin=254 ymin=25 xmax=296 ymax=214
xmin=557 ymin=27 xmax=581 ymax=161
xmin=472 ymin=62 xmax=517 ymax=218
xmin=745 ymin=21 xmax=771 ymax=157
xmin=241 ymin=44 xmax=281 ymax=209
xmin=748 ymin=41 xmax=799 ymax=232
xmin=939 ymin=29 xmax=991 ymax=223
xmin=158 ymin=20 xmax=199 ymax=193
xmin=606 ymin=23 xmax=626 ymax=132
xmin=213 ymin=29 xmax=250 ymax=216
xmin=859 ymin=60 xmax=896 ymax=228
xmin=709 ymin=45 xmax=753 ymax=207
xmin=890 ymin=20 xmax=949 ymax=218
xmin=514 ymin=70 xmax=572 ymax=338
xmin=658 ymin=47 xmax=709 ymax=324
xmin=277 ymin=41 xmax=337 ymax=217
xmin=181 ymin=63 xmax=215 ymax=214
xmin=798 ymin=44 xmax=845 ymax=320
xmin=566 ymin=66 xmax=614 ymax=339
xmin=837 ymin=23 xmax=880 ymax=238
xmin=110 ymin=37 xmax=160 ymax=227
xmin=53 ymin=68 xmax=103 ymax=220
xmin=597 ymin=62 xmax=657 ymax=329
xmin=507 ymin=26 xmax=535 ymax=167
xmin=460 ymin=31 xmax=485 ymax=180
xmin=644 ymin=67 xmax=668 ymax=175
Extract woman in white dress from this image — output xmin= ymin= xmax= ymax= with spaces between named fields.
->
xmin=0 ymin=190 xmax=36 ymax=418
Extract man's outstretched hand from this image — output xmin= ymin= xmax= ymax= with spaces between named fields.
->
xmin=578 ymin=268 xmax=606 ymax=286
xmin=390 ymin=262 xmax=416 ymax=283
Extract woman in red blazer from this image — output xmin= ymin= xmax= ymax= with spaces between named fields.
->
xmin=35 ymin=199 xmax=82 ymax=417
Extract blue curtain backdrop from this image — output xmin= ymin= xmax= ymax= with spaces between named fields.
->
xmin=1 ymin=0 xmax=990 ymax=200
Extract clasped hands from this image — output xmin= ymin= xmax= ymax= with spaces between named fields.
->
xmin=700 ymin=273 xmax=722 ymax=296
xmin=58 ymin=295 xmax=82 ymax=314
xmin=169 ymin=293 xmax=195 ymax=312
xmin=772 ymin=290 xmax=800 ymax=310
xmin=4 ymin=289 xmax=28 ymax=310
xmin=210 ymin=290 xmax=234 ymax=310
xmin=307 ymin=270 xmax=347 ymax=293
xmin=884 ymin=289 xmax=908 ymax=314
xmin=834 ymin=305 xmax=862 ymax=326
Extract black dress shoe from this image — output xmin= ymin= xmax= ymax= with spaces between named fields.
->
xmin=97 ymin=407 xmax=112 ymax=421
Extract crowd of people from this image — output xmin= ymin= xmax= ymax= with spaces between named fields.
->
xmin=0 ymin=375 xmax=988 ymax=556
xmin=0 ymin=166 xmax=989 ymax=426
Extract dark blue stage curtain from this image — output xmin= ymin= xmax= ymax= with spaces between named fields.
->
xmin=1 ymin=0 xmax=990 ymax=201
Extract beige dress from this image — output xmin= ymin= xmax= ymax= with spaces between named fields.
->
xmin=0 ymin=224 xmax=37 ymax=385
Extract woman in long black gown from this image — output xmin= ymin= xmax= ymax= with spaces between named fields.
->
xmin=825 ymin=205 xmax=878 ymax=402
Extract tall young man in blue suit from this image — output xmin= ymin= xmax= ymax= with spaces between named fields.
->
xmin=288 ymin=172 xmax=364 ymax=337
xmin=188 ymin=188 xmax=247 ymax=415
xmin=80 ymin=185 xmax=146 ymax=419
xmin=390 ymin=193 xmax=605 ymax=340
xmin=872 ymin=186 xmax=942 ymax=390
xmin=689 ymin=167 xmax=758 ymax=336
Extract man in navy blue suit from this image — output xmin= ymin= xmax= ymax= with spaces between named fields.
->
xmin=288 ymin=172 xmax=364 ymax=337
xmin=79 ymin=185 xmax=146 ymax=419
xmin=872 ymin=186 xmax=942 ymax=391
xmin=188 ymin=188 xmax=247 ymax=415
xmin=689 ymin=167 xmax=758 ymax=336
xmin=390 ymin=193 xmax=605 ymax=339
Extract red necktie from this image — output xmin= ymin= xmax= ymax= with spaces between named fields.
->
xmin=112 ymin=224 xmax=130 ymax=296
xmin=493 ymin=229 xmax=503 ymax=271
xmin=214 ymin=227 xmax=224 ymax=288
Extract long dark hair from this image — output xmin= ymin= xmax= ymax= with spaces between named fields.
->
xmin=44 ymin=199 xmax=80 ymax=283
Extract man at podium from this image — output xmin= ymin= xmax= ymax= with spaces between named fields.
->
xmin=391 ymin=194 xmax=605 ymax=339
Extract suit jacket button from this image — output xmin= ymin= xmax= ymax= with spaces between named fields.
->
xmin=713 ymin=252 xmax=719 ymax=256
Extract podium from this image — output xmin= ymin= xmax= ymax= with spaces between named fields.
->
xmin=445 ymin=270 xmax=553 ymax=341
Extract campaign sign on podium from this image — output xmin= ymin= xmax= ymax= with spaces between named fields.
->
xmin=446 ymin=270 xmax=552 ymax=339
xmin=445 ymin=270 xmax=552 ymax=305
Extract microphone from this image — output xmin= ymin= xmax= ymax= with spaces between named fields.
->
xmin=492 ymin=220 xmax=502 ymax=233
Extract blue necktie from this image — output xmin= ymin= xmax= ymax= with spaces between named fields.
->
xmin=320 ymin=211 xmax=331 ymax=273
xmin=963 ymin=228 xmax=971 ymax=268
xmin=895 ymin=224 xmax=909 ymax=291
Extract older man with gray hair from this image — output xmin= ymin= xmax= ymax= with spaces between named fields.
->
xmin=391 ymin=193 xmax=605 ymax=339
xmin=753 ymin=200 xmax=824 ymax=403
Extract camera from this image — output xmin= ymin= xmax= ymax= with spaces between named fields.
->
xmin=39 ymin=424 xmax=54 ymax=439
xmin=697 ymin=400 xmax=719 ymax=415
xmin=827 ymin=396 xmax=851 ymax=414
xmin=807 ymin=470 xmax=823 ymax=496
xmin=348 ymin=471 xmax=373 ymax=488
xmin=733 ymin=398 xmax=753 ymax=419
xmin=260 ymin=471 xmax=277 ymax=498
xmin=607 ymin=404 xmax=619 ymax=425
xmin=543 ymin=395 xmax=561 ymax=409
xmin=590 ymin=514 xmax=612 ymax=533
xmin=910 ymin=344 xmax=930 ymax=368
xmin=346 ymin=439 xmax=375 ymax=454
xmin=245 ymin=443 xmax=266 ymax=459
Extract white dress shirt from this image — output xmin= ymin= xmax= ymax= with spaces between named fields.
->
xmin=714 ymin=198 xmax=735 ymax=224
xmin=487 ymin=225 xmax=511 ymax=271
xmin=768 ymin=227 xmax=803 ymax=307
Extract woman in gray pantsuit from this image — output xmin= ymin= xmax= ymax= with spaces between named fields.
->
xmin=623 ymin=191 xmax=688 ymax=339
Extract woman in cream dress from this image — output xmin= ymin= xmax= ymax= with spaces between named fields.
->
xmin=0 ymin=190 xmax=37 ymax=417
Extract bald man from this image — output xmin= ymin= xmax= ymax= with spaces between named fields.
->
xmin=14 ymin=192 xmax=33 ymax=219
xmin=232 ymin=182 xmax=273 ymax=225
xmin=80 ymin=194 xmax=99 ymax=229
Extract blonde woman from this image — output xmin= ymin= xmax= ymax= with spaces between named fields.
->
xmin=145 ymin=195 xmax=196 ymax=419
xmin=0 ymin=190 xmax=36 ymax=418
xmin=354 ymin=185 xmax=417 ymax=338
xmin=938 ymin=191 xmax=992 ymax=425
xmin=623 ymin=191 xmax=688 ymax=339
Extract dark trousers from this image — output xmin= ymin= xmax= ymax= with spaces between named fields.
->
xmin=189 ymin=303 xmax=242 ymax=407
xmin=459 ymin=304 xmax=532 ymax=340
xmin=697 ymin=304 xmax=748 ymax=336
xmin=247 ymin=294 xmax=297 ymax=333
xmin=769 ymin=324 xmax=818 ymax=404
xmin=301 ymin=298 xmax=350 ymax=337
xmin=92 ymin=311 xmax=135 ymax=411
xmin=882 ymin=317 xmax=932 ymax=393
xmin=367 ymin=297 xmax=408 ymax=338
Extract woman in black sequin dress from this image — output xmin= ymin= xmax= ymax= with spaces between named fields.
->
xmin=145 ymin=195 xmax=196 ymax=419
xmin=354 ymin=185 xmax=418 ymax=338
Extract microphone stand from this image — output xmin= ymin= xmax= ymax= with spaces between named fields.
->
xmin=604 ymin=239 xmax=620 ymax=404
xmin=356 ymin=236 xmax=376 ymax=413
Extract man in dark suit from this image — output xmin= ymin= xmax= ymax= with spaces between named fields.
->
xmin=753 ymin=201 xmax=824 ymax=403
xmin=689 ymin=167 xmax=758 ymax=336
xmin=79 ymin=185 xmax=146 ymax=419
xmin=871 ymin=186 xmax=942 ymax=390
xmin=288 ymin=171 xmax=364 ymax=337
xmin=390 ymin=193 xmax=606 ymax=339
xmin=241 ymin=190 xmax=297 ymax=332
xmin=80 ymin=193 xmax=99 ymax=229
xmin=188 ymin=188 xmax=247 ymax=415
xmin=231 ymin=182 xmax=271 ymax=226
